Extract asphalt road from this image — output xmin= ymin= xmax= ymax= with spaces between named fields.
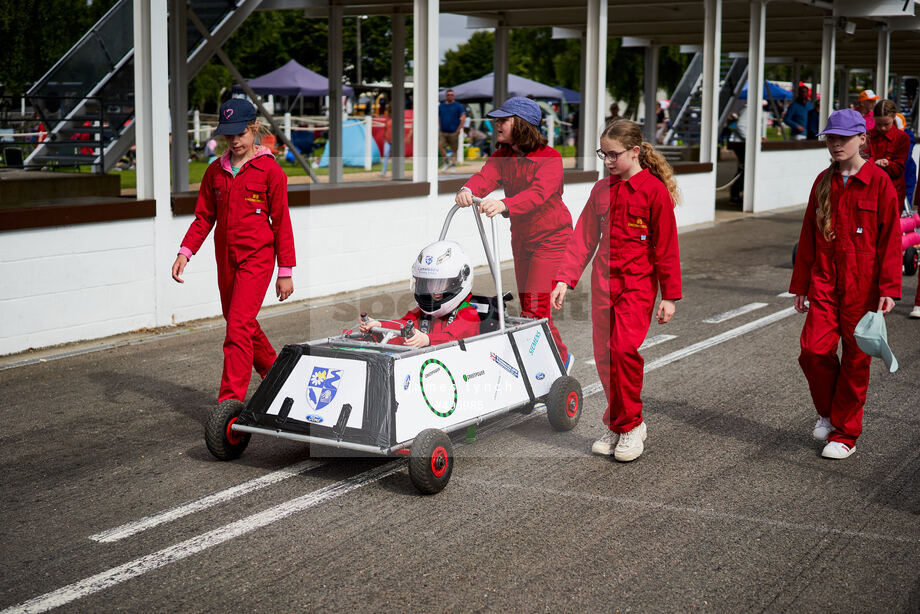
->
xmin=2 ymin=208 xmax=919 ymax=613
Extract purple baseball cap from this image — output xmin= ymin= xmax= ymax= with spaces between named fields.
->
xmin=487 ymin=96 xmax=542 ymax=126
xmin=818 ymin=108 xmax=866 ymax=137
xmin=215 ymin=98 xmax=257 ymax=135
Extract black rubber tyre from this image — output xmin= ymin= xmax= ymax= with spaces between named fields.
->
xmin=904 ymin=246 xmax=918 ymax=276
xmin=792 ymin=241 xmax=798 ymax=266
xmin=205 ymin=400 xmax=251 ymax=461
xmin=546 ymin=376 xmax=582 ymax=431
xmin=408 ymin=428 xmax=453 ymax=495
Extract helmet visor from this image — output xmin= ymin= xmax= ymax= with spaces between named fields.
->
xmin=414 ymin=275 xmax=462 ymax=297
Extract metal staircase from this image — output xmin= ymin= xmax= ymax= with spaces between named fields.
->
xmin=664 ymin=54 xmax=748 ymax=147
xmin=25 ymin=0 xmax=262 ymax=172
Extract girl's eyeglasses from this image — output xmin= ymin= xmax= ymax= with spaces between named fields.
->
xmin=596 ymin=148 xmax=628 ymax=162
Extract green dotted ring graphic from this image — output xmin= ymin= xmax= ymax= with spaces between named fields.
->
xmin=419 ymin=358 xmax=458 ymax=417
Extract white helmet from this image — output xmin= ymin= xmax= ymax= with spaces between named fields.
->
xmin=410 ymin=240 xmax=474 ymax=318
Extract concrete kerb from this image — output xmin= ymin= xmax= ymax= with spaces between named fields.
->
xmin=0 ymin=203 xmax=808 ymax=371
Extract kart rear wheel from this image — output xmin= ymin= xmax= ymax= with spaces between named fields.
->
xmin=904 ymin=246 xmax=919 ymax=276
xmin=546 ymin=376 xmax=582 ymax=431
xmin=205 ymin=400 xmax=251 ymax=461
xmin=408 ymin=429 xmax=453 ymax=495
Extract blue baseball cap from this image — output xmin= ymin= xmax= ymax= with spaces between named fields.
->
xmin=215 ymin=98 xmax=257 ymax=135
xmin=487 ymin=96 xmax=542 ymax=126
xmin=818 ymin=108 xmax=866 ymax=137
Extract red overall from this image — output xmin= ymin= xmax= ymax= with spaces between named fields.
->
xmin=180 ymin=148 xmax=296 ymax=402
xmin=375 ymin=295 xmax=480 ymax=345
xmin=555 ymin=170 xmax=681 ymax=433
xmin=463 ymin=145 xmax=573 ymax=362
xmin=867 ymin=125 xmax=909 ymax=205
xmin=789 ymin=161 xmax=901 ymax=446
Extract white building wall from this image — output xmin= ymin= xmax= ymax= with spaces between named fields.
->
xmin=0 ymin=176 xmax=708 ymax=356
xmin=674 ymin=171 xmax=717 ymax=227
xmin=753 ymin=147 xmax=829 ymax=213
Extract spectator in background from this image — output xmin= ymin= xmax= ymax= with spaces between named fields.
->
xmin=784 ymin=86 xmax=815 ymax=141
xmin=895 ymin=113 xmax=916 ymax=207
xmin=655 ymin=100 xmax=669 ymax=144
xmin=807 ymin=96 xmax=820 ymax=140
xmin=438 ymin=89 xmax=465 ymax=172
xmin=857 ymin=89 xmax=880 ymax=132
xmin=727 ymin=106 xmax=748 ymax=205
xmin=606 ymin=102 xmax=620 ymax=124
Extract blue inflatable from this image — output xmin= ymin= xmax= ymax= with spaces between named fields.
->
xmin=318 ymin=119 xmax=380 ymax=167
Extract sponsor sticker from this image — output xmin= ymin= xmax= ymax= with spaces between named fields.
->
xmin=306 ymin=415 xmax=323 ymax=424
xmin=529 ymin=330 xmax=542 ymax=355
xmin=403 ymin=374 xmax=411 ymax=390
xmin=419 ymin=359 xmax=458 ymax=417
xmin=463 ymin=370 xmax=485 ymax=382
xmin=490 ymin=352 xmax=520 ymax=378
xmin=535 ymin=372 xmax=546 ymax=381
xmin=307 ymin=367 xmax=342 ymax=411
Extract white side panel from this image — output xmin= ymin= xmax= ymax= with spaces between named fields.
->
xmin=754 ymin=148 xmax=827 ymax=213
xmin=392 ymin=334 xmax=530 ymax=442
xmin=264 ymin=354 xmax=367 ymax=429
xmin=512 ymin=324 xmax=563 ymax=398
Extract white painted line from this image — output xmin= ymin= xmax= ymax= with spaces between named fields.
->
xmin=579 ymin=307 xmax=797 ymax=392
xmin=777 ymin=292 xmax=795 ymax=298
xmin=454 ymin=477 xmax=920 ymax=544
xmin=646 ymin=307 xmax=796 ymax=372
xmin=587 ymin=334 xmax=677 ymax=367
xmin=2 ymin=462 xmax=403 ymax=614
xmin=640 ymin=334 xmax=677 ymax=350
xmin=702 ymin=302 xmax=769 ymax=324
xmin=89 ymin=459 xmax=325 ymax=543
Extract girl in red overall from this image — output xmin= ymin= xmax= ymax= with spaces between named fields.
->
xmin=455 ymin=97 xmax=574 ymax=371
xmin=171 ymin=99 xmax=296 ymax=403
xmin=790 ymin=109 xmax=901 ymax=460
xmin=867 ymin=99 xmax=910 ymax=207
xmin=551 ymin=119 xmax=681 ymax=462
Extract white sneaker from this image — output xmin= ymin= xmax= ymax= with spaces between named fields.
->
xmin=440 ymin=162 xmax=449 ymax=172
xmin=910 ymin=305 xmax=920 ymax=319
xmin=821 ymin=441 xmax=855 ymax=459
xmin=812 ymin=417 xmax=832 ymax=442
xmin=591 ymin=430 xmax=619 ymax=456
xmin=614 ymin=422 xmax=647 ymax=462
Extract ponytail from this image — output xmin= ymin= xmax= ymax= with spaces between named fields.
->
xmin=601 ymin=118 xmax=681 ymax=206
xmin=814 ymin=161 xmax=838 ymax=241
xmin=639 ymin=141 xmax=681 ymax=206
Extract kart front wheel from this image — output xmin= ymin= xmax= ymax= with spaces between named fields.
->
xmin=408 ymin=429 xmax=453 ymax=495
xmin=205 ymin=400 xmax=251 ymax=461
xmin=546 ymin=376 xmax=582 ymax=431
xmin=904 ymin=246 xmax=918 ymax=276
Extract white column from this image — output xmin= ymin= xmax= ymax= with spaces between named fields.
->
xmin=876 ymin=27 xmax=890 ymax=95
xmin=364 ymin=115 xmax=373 ymax=170
xmin=413 ymin=0 xmax=438 ymax=189
xmin=328 ymin=4 xmax=344 ymax=183
xmin=283 ymin=112 xmax=292 ymax=142
xmin=391 ymin=11 xmax=406 ymax=180
xmin=193 ymin=109 xmax=200 ymax=147
xmin=820 ymin=17 xmax=836 ymax=130
xmin=168 ymin=0 xmax=188 ymax=192
xmin=701 ymin=0 xmax=722 ymax=164
xmin=583 ymin=0 xmax=607 ymax=172
xmin=134 ymin=0 xmax=172 ymax=325
xmin=493 ymin=26 xmax=509 ymax=107
xmin=743 ymin=0 xmax=765 ymax=214
xmin=546 ymin=113 xmax=555 ymax=148
xmin=643 ymin=45 xmax=659 ymax=144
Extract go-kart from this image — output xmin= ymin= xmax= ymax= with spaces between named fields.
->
xmin=205 ymin=201 xmax=583 ymax=494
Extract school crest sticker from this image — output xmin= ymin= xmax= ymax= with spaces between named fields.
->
xmin=307 ymin=367 xmax=342 ymax=411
